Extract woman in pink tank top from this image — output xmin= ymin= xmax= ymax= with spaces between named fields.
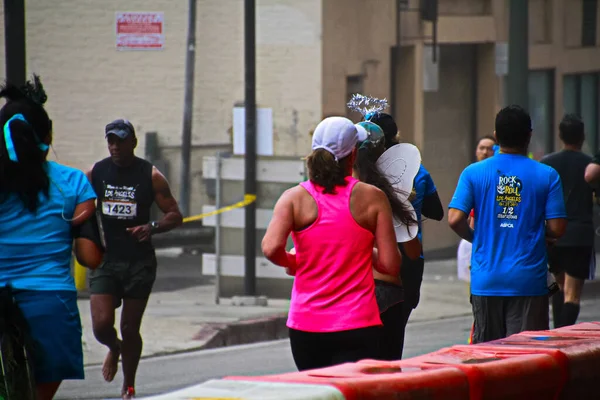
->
xmin=262 ymin=116 xmax=401 ymax=371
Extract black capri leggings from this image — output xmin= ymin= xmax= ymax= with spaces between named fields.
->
xmin=289 ymin=326 xmax=382 ymax=371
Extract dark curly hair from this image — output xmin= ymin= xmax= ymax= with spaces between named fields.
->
xmin=0 ymin=74 xmax=52 ymax=212
xmin=559 ymin=113 xmax=585 ymax=146
xmin=306 ymin=149 xmax=352 ymax=194
xmin=365 ymin=112 xmax=399 ymax=150
xmin=495 ymin=105 xmax=532 ymax=149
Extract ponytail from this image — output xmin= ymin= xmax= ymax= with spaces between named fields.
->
xmin=0 ymin=75 xmax=52 ymax=212
xmin=0 ymin=116 xmax=49 ymax=211
xmin=306 ymin=149 xmax=351 ymax=194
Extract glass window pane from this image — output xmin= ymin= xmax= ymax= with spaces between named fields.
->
xmin=528 ymin=70 xmax=553 ymax=159
xmin=563 ymin=74 xmax=579 ymax=114
xmin=580 ymin=73 xmax=598 ymax=155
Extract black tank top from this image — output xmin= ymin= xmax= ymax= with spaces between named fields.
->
xmin=92 ymin=156 xmax=154 ymax=261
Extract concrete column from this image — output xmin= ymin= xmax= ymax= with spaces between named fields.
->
xmin=476 ymin=44 xmax=498 ymax=138
xmin=392 ymin=44 xmax=424 ymax=149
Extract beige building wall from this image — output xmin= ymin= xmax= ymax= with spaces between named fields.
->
xmin=0 ymin=0 xmax=322 ymax=216
xmin=322 ymin=0 xmax=396 ymax=117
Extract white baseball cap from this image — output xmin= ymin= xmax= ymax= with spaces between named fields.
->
xmin=311 ymin=117 xmax=358 ymax=161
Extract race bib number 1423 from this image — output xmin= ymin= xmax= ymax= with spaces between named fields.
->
xmin=103 ymin=201 xmax=137 ymax=218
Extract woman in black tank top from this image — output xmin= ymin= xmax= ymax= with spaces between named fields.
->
xmin=353 ymin=121 xmax=421 ymax=361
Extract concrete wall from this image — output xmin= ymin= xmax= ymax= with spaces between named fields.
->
xmin=421 ymin=45 xmax=477 ymax=252
xmin=1 ymin=0 xmax=322 ymax=216
xmin=321 ymin=0 xmax=396 ymax=117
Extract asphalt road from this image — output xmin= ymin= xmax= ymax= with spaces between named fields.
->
xmin=56 ymin=298 xmax=600 ymax=400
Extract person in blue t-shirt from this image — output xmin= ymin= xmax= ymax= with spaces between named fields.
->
xmin=448 ymin=105 xmax=567 ymax=344
xmin=0 ymin=76 xmax=103 ymax=400
xmin=366 ymin=112 xmax=443 ymax=358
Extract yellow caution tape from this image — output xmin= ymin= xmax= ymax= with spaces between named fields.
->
xmin=74 ymin=259 xmax=87 ymax=291
xmin=182 ymin=194 xmax=257 ymax=224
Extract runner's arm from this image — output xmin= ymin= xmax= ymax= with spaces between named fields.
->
xmin=545 ymin=168 xmax=567 ymax=239
xmin=373 ymin=189 xmax=402 ymax=276
xmin=448 ymin=168 xmax=474 ymax=242
xmin=84 ymin=167 xmax=93 ymax=182
xmin=151 ymin=166 xmax=183 ymax=234
xmin=73 ymin=167 xmax=103 ymax=268
xmin=448 ymin=209 xmax=474 ymax=243
xmin=262 ymin=190 xmax=296 ymax=270
xmin=546 ymin=219 xmax=566 ymax=239
xmin=71 ymin=166 xmax=96 ymax=227
xmin=421 ymin=171 xmax=444 ymax=221
xmin=585 ymin=163 xmax=600 ymax=185
xmin=422 ymin=191 xmax=444 ymax=221
xmin=401 ymin=237 xmax=422 ymax=260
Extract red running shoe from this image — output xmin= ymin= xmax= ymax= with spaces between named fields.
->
xmin=123 ymin=386 xmax=135 ymax=399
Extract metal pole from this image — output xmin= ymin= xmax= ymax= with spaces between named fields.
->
xmin=4 ymin=0 xmax=26 ymax=86
xmin=506 ymin=0 xmax=529 ymax=108
xmin=214 ymin=152 xmax=222 ymax=305
xmin=179 ymin=0 xmax=197 ymax=217
xmin=390 ymin=0 xmax=403 ymax=116
xmin=244 ymin=0 xmax=257 ymax=296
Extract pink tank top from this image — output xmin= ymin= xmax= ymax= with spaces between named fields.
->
xmin=288 ymin=176 xmax=382 ymax=332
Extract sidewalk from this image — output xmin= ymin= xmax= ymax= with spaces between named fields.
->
xmin=78 ymin=256 xmax=600 ymax=367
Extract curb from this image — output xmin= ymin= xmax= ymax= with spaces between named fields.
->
xmin=192 ymin=313 xmax=290 ymax=350
xmin=83 ymin=313 xmax=289 ymax=367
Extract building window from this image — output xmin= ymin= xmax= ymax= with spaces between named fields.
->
xmin=528 ymin=70 xmax=555 ymax=159
xmin=563 ymin=73 xmax=599 ymax=154
xmin=582 ymin=0 xmax=598 ymax=47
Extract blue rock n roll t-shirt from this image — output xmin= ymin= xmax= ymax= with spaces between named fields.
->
xmin=449 ymin=153 xmax=566 ymax=296
xmin=0 ymin=161 xmax=97 ymax=292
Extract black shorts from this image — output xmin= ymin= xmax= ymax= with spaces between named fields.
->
xmin=288 ymin=326 xmax=381 ymax=371
xmin=547 ymin=246 xmax=593 ymax=280
xmin=471 ymin=295 xmax=549 ymax=344
xmin=374 ymin=280 xmax=404 ymax=314
xmin=89 ymin=255 xmax=157 ymax=301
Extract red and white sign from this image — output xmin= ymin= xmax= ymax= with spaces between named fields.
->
xmin=116 ymin=12 xmax=164 ymax=50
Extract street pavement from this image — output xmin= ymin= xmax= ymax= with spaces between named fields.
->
xmin=55 ymin=251 xmax=600 ymax=399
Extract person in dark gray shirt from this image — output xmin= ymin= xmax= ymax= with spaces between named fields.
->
xmin=541 ymin=114 xmax=595 ymax=328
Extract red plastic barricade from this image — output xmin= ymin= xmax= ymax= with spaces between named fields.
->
xmin=226 ymin=361 xmax=470 ymax=400
xmin=553 ymin=321 xmax=600 ymax=338
xmin=392 ymin=346 xmax=564 ymax=400
xmin=471 ymin=331 xmax=600 ymax=399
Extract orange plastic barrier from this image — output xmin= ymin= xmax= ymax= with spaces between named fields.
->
xmin=226 ymin=361 xmax=470 ymax=400
xmin=553 ymin=321 xmax=600 ymax=338
xmin=392 ymin=346 xmax=564 ymax=400
xmin=472 ymin=331 xmax=600 ymax=399
xmin=217 ymin=322 xmax=600 ymax=399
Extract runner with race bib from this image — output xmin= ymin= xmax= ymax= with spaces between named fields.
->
xmin=86 ymin=119 xmax=183 ymax=400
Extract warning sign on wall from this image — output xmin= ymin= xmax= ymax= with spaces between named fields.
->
xmin=116 ymin=12 xmax=164 ymax=50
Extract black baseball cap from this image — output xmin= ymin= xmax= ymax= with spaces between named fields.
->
xmin=105 ymin=119 xmax=135 ymax=139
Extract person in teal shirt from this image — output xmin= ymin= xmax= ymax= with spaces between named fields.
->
xmin=0 ymin=76 xmax=102 ymax=400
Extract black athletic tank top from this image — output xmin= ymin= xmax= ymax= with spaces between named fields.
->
xmin=91 ymin=156 xmax=154 ymax=261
